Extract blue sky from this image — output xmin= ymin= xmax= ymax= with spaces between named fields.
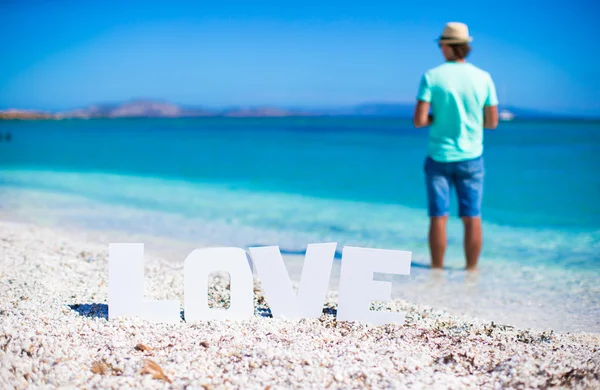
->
xmin=1 ymin=0 xmax=598 ymax=116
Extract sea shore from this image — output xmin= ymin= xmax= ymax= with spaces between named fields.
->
xmin=0 ymin=219 xmax=598 ymax=389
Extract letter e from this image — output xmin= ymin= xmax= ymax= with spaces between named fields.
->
xmin=337 ymin=246 xmax=411 ymax=325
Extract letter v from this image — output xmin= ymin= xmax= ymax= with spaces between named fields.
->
xmin=248 ymin=243 xmax=337 ymax=319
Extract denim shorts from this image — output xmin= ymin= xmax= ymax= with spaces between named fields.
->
xmin=424 ymin=155 xmax=484 ymax=217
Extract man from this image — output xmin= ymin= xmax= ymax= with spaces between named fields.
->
xmin=413 ymin=22 xmax=499 ymax=271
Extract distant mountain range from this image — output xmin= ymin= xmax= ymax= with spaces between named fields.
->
xmin=0 ymin=100 xmax=412 ymax=120
xmin=0 ymin=99 xmax=587 ymax=120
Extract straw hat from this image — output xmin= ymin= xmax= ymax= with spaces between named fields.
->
xmin=436 ymin=22 xmax=473 ymax=44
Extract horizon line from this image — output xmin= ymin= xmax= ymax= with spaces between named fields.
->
xmin=1 ymin=98 xmax=598 ymax=120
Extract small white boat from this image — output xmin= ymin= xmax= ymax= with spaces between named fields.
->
xmin=499 ymin=84 xmax=515 ymax=121
xmin=499 ymin=109 xmax=515 ymax=121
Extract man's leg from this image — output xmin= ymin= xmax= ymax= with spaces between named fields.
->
xmin=462 ymin=216 xmax=482 ymax=270
xmin=424 ymin=157 xmax=451 ymax=269
xmin=455 ymin=156 xmax=485 ymax=271
xmin=429 ymin=216 xmax=448 ymax=269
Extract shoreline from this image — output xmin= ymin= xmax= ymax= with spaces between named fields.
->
xmin=1 ymin=219 xmax=599 ymax=388
xmin=2 ymin=111 xmax=599 ymax=123
xmin=2 ymin=190 xmax=599 ymax=334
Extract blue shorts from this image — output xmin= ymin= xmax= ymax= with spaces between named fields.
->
xmin=424 ymin=155 xmax=484 ymax=218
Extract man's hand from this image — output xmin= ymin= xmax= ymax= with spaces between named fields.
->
xmin=413 ymin=100 xmax=431 ymax=128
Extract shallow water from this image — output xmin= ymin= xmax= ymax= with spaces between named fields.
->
xmin=0 ymin=118 xmax=598 ymax=332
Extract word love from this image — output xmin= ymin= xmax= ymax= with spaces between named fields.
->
xmin=108 ymin=243 xmax=412 ymax=325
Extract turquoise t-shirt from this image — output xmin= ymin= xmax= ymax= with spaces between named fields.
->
xmin=417 ymin=62 xmax=498 ymax=162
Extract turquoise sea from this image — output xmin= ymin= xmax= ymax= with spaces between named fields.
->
xmin=0 ymin=118 xmax=599 ymax=332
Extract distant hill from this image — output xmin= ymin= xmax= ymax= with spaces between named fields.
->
xmin=320 ymin=103 xmax=415 ymax=117
xmin=0 ymin=99 xmax=587 ymax=120
xmin=57 ymin=100 xmax=213 ymax=119
xmin=0 ymin=100 xmax=314 ymax=120
xmin=0 ymin=101 xmax=419 ymax=119
xmin=0 ymin=109 xmax=55 ymax=120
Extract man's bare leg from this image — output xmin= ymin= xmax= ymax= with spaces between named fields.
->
xmin=429 ymin=216 xmax=448 ymax=269
xmin=462 ymin=216 xmax=482 ymax=271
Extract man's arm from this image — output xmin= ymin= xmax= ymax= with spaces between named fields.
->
xmin=414 ymin=73 xmax=432 ymax=128
xmin=413 ymin=100 xmax=432 ymax=128
xmin=484 ymin=74 xmax=499 ymax=129
xmin=484 ymin=105 xmax=498 ymax=129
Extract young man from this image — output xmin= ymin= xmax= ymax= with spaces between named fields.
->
xmin=413 ymin=22 xmax=499 ymax=271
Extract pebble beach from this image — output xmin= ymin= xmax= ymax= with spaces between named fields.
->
xmin=1 ymin=219 xmax=599 ymax=389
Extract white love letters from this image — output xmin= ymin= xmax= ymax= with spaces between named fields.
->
xmin=108 ymin=242 xmax=412 ymax=325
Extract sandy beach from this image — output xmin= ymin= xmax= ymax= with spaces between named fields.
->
xmin=1 ymin=219 xmax=599 ymax=389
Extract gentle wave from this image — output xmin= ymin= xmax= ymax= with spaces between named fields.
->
xmin=1 ymin=169 xmax=598 ymax=270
